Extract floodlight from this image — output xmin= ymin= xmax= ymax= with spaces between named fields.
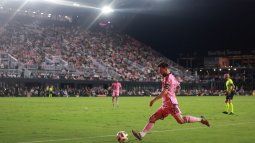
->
xmin=101 ymin=6 xmax=114 ymax=14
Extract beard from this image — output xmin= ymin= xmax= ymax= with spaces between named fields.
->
xmin=162 ymin=73 xmax=169 ymax=77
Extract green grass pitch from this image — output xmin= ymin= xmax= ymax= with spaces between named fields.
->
xmin=0 ymin=96 xmax=255 ymax=143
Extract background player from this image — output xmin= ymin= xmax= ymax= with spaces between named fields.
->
xmin=111 ymin=80 xmax=122 ymax=107
xmin=223 ymin=73 xmax=235 ymax=115
xmin=132 ymin=62 xmax=210 ymax=140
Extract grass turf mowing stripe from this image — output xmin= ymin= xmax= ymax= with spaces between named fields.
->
xmin=18 ymin=121 xmax=255 ymax=143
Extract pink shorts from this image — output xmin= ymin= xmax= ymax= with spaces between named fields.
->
xmin=152 ymin=105 xmax=182 ymax=120
xmin=112 ymin=91 xmax=119 ymax=97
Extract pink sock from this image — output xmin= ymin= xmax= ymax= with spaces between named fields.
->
xmin=140 ymin=122 xmax=154 ymax=137
xmin=183 ymin=116 xmax=201 ymax=123
xmin=143 ymin=122 xmax=154 ymax=132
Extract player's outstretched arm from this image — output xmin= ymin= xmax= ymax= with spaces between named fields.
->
xmin=149 ymin=89 xmax=168 ymax=107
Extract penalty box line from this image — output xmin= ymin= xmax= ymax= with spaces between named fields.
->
xmin=18 ymin=121 xmax=255 ymax=143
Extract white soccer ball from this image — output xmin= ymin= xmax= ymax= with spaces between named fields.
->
xmin=116 ymin=131 xmax=128 ymax=143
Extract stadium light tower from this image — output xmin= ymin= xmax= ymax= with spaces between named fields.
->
xmin=101 ymin=6 xmax=114 ymax=14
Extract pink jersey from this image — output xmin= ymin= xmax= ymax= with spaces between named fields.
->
xmin=161 ymin=73 xmax=180 ymax=108
xmin=112 ymin=82 xmax=122 ymax=92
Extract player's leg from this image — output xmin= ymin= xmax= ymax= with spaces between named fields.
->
xmin=112 ymin=96 xmax=115 ymax=107
xmin=132 ymin=107 xmax=165 ymax=140
xmin=229 ymin=100 xmax=234 ymax=114
xmin=172 ymin=105 xmax=210 ymax=127
xmin=115 ymin=96 xmax=119 ymax=107
xmin=173 ymin=113 xmax=210 ymax=127
xmin=115 ymin=91 xmax=119 ymax=107
xmin=173 ymin=113 xmax=199 ymax=124
xmin=223 ymin=97 xmax=230 ymax=114
xmin=229 ymin=93 xmax=234 ymax=114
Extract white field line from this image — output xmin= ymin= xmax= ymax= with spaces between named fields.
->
xmin=18 ymin=121 xmax=255 ymax=143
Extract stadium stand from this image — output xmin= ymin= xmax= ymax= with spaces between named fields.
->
xmin=0 ymin=12 xmax=194 ymax=82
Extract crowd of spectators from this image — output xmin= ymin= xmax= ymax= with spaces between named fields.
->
xmin=0 ymin=83 xmax=109 ymax=97
xmin=0 ymin=13 xmax=193 ymax=82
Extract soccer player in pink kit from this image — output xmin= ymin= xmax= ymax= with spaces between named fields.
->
xmin=111 ymin=80 xmax=122 ymax=107
xmin=132 ymin=62 xmax=210 ymax=140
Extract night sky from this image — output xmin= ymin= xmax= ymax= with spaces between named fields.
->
xmin=118 ymin=0 xmax=255 ymax=60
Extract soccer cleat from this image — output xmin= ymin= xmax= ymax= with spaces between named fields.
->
xmin=222 ymin=111 xmax=228 ymax=114
xmin=229 ymin=112 xmax=235 ymax=115
xmin=132 ymin=130 xmax=142 ymax=141
xmin=201 ymin=116 xmax=210 ymax=127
